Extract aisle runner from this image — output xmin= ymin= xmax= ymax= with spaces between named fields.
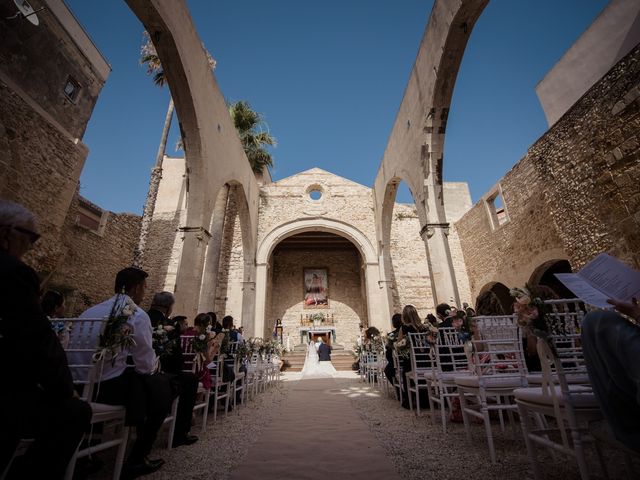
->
xmin=230 ymin=377 xmax=400 ymax=480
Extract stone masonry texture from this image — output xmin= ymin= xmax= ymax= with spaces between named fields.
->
xmin=456 ymin=45 xmax=640 ymax=302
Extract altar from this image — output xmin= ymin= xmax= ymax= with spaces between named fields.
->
xmin=299 ymin=327 xmax=337 ymax=345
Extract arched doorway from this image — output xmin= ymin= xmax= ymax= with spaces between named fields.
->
xmin=476 ymin=282 xmax=513 ymax=315
xmin=529 ymin=259 xmax=574 ymax=299
xmin=267 ymin=231 xmax=368 ymax=351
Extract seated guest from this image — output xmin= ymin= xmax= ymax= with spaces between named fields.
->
xmin=397 ymin=305 xmax=429 ymax=409
xmin=173 ymin=315 xmax=188 ymax=333
xmin=191 ymin=313 xmax=224 ymax=390
xmin=148 ymin=291 xmax=183 ymax=374
xmin=41 ymin=290 xmax=66 ymax=318
xmin=42 ymin=289 xmax=70 ymax=348
xmin=384 ymin=313 xmax=403 ymax=388
xmin=222 ymin=315 xmax=244 ymax=342
xmin=0 ymin=200 xmax=91 ymax=479
xmin=582 ymin=297 xmax=640 ymax=453
xmin=435 ymin=303 xmax=451 ymax=325
xmin=425 ymin=313 xmax=438 ymax=328
xmin=79 ymin=268 xmax=197 ymax=478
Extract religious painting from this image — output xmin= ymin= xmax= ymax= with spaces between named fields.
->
xmin=303 ymin=268 xmax=329 ymax=308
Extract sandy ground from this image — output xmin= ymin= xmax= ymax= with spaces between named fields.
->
xmin=90 ymin=372 xmax=634 ymax=480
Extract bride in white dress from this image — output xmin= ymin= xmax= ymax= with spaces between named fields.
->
xmin=300 ymin=340 xmax=336 ymax=378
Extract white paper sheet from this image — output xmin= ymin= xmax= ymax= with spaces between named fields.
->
xmin=555 ymin=253 xmax=640 ymax=308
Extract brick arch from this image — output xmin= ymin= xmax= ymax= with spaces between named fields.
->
xmin=125 ymin=0 xmax=259 ymax=318
xmin=477 ymin=281 xmax=513 ymax=315
xmin=373 ymin=0 xmax=488 ymax=307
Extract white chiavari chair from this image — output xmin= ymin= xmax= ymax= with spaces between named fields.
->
xmin=179 ymin=335 xmax=210 ymax=432
xmin=406 ymin=332 xmax=435 ymax=417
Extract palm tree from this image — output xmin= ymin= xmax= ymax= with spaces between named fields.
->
xmin=228 ymin=100 xmax=276 ymax=173
xmin=134 ymin=32 xmax=215 ymax=267
xmin=133 ymin=32 xmax=173 ymax=268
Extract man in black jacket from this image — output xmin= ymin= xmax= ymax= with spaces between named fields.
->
xmin=0 ymin=200 xmax=91 ymax=479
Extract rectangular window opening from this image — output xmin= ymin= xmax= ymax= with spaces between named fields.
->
xmin=486 ymin=189 xmax=509 ymax=229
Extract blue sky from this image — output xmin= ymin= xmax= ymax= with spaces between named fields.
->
xmin=67 ymin=0 xmax=608 ymax=213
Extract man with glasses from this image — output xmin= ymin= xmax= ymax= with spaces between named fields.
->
xmin=0 ymin=199 xmax=92 ymax=479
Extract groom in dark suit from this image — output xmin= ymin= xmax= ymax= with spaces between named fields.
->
xmin=317 ymin=337 xmax=332 ymax=361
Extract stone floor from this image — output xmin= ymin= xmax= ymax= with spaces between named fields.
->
xmin=91 ymin=372 xmax=635 ymax=479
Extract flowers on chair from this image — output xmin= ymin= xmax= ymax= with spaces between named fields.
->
xmin=192 ymin=333 xmax=209 ymax=371
xmin=509 ymin=286 xmax=550 ymax=336
xmin=152 ymin=324 xmax=177 ymax=359
xmin=94 ymin=292 xmax=137 ymax=366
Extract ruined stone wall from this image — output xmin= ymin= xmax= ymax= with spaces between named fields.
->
xmin=269 ymin=247 xmax=366 ymax=349
xmin=388 ymin=203 xmax=433 ymax=316
xmin=456 ymin=45 xmax=640 ymax=301
xmin=50 ymin=192 xmax=140 ymax=315
xmin=143 ymin=156 xmax=187 ymax=300
xmin=257 ymin=169 xmax=378 ymax=245
xmin=214 ymin=189 xmax=245 ymax=320
xmin=0 ymin=81 xmax=88 ymax=273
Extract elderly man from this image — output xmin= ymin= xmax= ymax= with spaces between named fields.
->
xmin=147 ymin=291 xmax=199 ymax=446
xmin=0 ymin=199 xmax=91 ymax=479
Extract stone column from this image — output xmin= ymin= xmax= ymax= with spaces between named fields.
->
xmin=173 ymin=227 xmax=210 ymax=320
xmin=241 ymin=258 xmax=256 ymax=337
xmin=377 ymin=250 xmax=396 ymax=318
xmin=253 ymin=262 xmax=268 ymax=338
xmin=420 ymin=222 xmax=460 ymax=307
xmin=197 ymin=185 xmax=229 ymax=312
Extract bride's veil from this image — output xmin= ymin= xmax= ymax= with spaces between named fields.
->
xmin=306 ymin=341 xmax=318 ymax=362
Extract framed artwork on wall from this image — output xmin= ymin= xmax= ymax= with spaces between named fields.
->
xmin=303 ymin=267 xmax=329 ymax=309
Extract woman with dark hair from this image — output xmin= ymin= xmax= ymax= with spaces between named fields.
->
xmin=41 ymin=290 xmax=65 ymax=318
xmin=384 ymin=313 xmax=403 ymax=390
xmin=397 ymin=305 xmax=430 ymax=409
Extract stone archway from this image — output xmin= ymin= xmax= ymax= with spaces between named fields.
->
xmin=125 ymin=0 xmax=259 ymax=319
xmin=374 ymin=0 xmax=488 ymax=307
xmin=477 ymin=281 xmax=513 ymax=315
xmin=255 ymin=218 xmax=387 ymax=339
xmin=528 ymin=259 xmax=574 ymax=299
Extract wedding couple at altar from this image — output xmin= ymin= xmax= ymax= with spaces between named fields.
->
xmin=300 ymin=337 xmax=336 ymax=377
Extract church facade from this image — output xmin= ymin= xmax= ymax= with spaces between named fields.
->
xmin=146 ymin=162 xmax=472 ymax=348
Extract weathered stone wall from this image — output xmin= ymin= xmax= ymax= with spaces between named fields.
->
xmin=268 ymin=247 xmax=366 ymax=349
xmin=0 ymin=81 xmax=88 ymax=273
xmin=388 ymin=203 xmax=433 ymax=316
xmin=214 ymin=189 xmax=245 ymax=320
xmin=456 ymin=45 xmax=640 ymax=301
xmin=50 ymin=192 xmax=140 ymax=315
xmin=0 ymin=0 xmax=107 ymax=276
xmin=143 ymin=156 xmax=187 ymax=299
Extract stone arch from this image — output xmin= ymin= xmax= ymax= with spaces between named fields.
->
xmin=378 ymin=176 xmax=431 ymax=316
xmin=476 ymin=281 xmax=513 ymax=315
xmin=125 ymin=0 xmax=260 ymax=318
xmin=528 ymin=258 xmax=574 ymax=299
xmin=255 ymin=218 xmax=387 ymax=338
xmin=373 ymin=0 xmax=488 ymax=307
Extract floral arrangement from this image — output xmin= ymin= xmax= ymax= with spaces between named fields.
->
xmin=352 ymin=342 xmax=363 ymax=359
xmin=152 ymin=324 xmax=177 ymax=359
xmin=94 ymin=292 xmax=137 ymax=366
xmin=263 ymin=339 xmax=283 ymax=356
xmin=309 ymin=313 xmax=325 ymax=324
xmin=509 ymin=286 xmax=550 ymax=335
xmin=192 ymin=332 xmax=209 ymax=371
xmin=364 ymin=334 xmax=385 ymax=353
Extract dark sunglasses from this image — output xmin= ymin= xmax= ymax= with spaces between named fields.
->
xmin=13 ymin=225 xmax=41 ymax=244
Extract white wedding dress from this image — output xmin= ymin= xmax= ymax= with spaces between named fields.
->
xmin=300 ymin=341 xmax=336 ymax=378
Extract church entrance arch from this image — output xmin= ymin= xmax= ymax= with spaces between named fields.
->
xmin=255 ymin=219 xmax=387 ymax=341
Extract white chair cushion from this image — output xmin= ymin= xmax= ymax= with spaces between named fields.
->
xmin=437 ymin=371 xmax=472 ymax=382
xmin=526 ymin=372 xmax=590 ymax=385
xmin=514 ymin=385 xmax=598 ymax=408
xmin=455 ymin=375 xmax=525 ymax=389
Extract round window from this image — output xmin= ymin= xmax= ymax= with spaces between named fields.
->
xmin=309 ymin=189 xmax=322 ymax=201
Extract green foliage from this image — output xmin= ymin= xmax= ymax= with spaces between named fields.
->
xmin=229 ymin=100 xmax=276 ymax=173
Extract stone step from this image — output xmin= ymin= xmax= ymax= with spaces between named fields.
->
xmin=282 ymin=351 xmax=357 ymax=372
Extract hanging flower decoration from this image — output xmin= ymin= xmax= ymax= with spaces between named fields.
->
xmin=509 ymin=286 xmax=550 ymax=336
xmin=93 ymin=292 xmax=137 ymax=366
xmin=192 ymin=333 xmax=209 ymax=371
